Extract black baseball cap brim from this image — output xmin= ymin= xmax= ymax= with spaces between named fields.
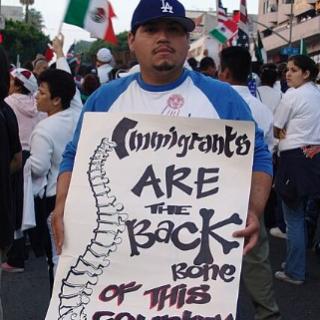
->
xmin=132 ymin=16 xmax=195 ymax=33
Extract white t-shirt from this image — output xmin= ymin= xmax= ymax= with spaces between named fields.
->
xmin=97 ymin=63 xmax=113 ymax=84
xmin=232 ymin=86 xmax=274 ymax=152
xmin=274 ymin=82 xmax=320 ymax=151
xmin=257 ymin=86 xmax=282 ymax=114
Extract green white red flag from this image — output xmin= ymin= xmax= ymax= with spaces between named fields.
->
xmin=210 ymin=0 xmax=238 ymax=44
xmin=64 ymin=0 xmax=117 ymax=44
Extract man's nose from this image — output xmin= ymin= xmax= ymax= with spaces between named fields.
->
xmin=156 ymin=29 xmax=170 ymax=41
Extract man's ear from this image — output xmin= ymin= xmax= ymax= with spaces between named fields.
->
xmin=128 ymin=32 xmax=135 ymax=53
xmin=303 ymin=70 xmax=311 ymax=81
xmin=52 ymin=96 xmax=62 ymax=107
xmin=218 ymin=66 xmax=231 ymax=82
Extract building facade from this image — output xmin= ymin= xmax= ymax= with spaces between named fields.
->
xmin=258 ymin=0 xmax=320 ymax=62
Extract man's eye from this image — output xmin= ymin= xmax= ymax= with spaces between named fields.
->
xmin=144 ymin=26 xmax=157 ymax=33
xmin=168 ymin=26 xmax=179 ymax=32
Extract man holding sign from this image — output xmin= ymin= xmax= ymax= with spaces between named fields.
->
xmin=51 ymin=0 xmax=272 ymax=318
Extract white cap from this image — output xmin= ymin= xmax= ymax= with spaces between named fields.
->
xmin=10 ymin=68 xmax=38 ymax=94
xmin=96 ymin=48 xmax=113 ymax=63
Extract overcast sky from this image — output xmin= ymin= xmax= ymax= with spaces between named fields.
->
xmin=3 ymin=0 xmax=259 ymax=49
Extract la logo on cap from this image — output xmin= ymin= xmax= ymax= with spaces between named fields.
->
xmin=161 ymin=0 xmax=174 ymax=13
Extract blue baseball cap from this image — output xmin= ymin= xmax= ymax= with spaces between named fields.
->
xmin=131 ymin=0 xmax=195 ymax=32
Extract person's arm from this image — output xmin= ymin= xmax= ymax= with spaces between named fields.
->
xmin=233 ymin=171 xmax=272 ymax=255
xmin=274 ymin=91 xmax=292 ymax=140
xmin=274 ymin=126 xmax=286 ymax=140
xmin=10 ymin=151 xmax=22 ymax=173
xmin=53 ymin=33 xmax=83 ymax=114
xmin=51 ymin=171 xmax=72 ymax=255
xmin=29 ymin=129 xmax=53 ymax=178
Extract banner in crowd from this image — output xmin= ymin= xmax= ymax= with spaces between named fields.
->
xmin=46 ymin=113 xmax=255 ymax=320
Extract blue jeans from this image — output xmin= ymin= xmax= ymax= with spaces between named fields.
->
xmin=282 ymin=201 xmax=306 ymax=281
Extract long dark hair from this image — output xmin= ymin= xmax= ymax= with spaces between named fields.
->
xmin=288 ymin=55 xmax=319 ymax=82
xmin=0 ymin=46 xmax=10 ymax=100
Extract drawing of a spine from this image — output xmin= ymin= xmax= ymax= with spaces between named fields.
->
xmin=58 ymin=138 xmax=128 ymax=320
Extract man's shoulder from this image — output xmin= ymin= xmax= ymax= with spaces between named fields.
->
xmin=187 ymin=70 xmax=232 ymax=92
xmin=85 ymin=75 xmax=137 ymax=111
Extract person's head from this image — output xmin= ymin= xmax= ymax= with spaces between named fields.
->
xmin=33 ymin=55 xmax=49 ymax=78
xmin=187 ymin=57 xmax=198 ymax=71
xmin=199 ymin=56 xmax=217 ymax=78
xmin=128 ymin=0 xmax=195 ymax=85
xmin=96 ymin=48 xmax=113 ymax=67
xmin=81 ymin=73 xmax=100 ymax=96
xmin=260 ymin=63 xmax=278 ymax=87
xmin=36 ymin=69 xmax=76 ymax=116
xmin=9 ymin=68 xmax=38 ymax=96
xmin=23 ymin=60 xmax=34 ymax=72
xmin=218 ymin=46 xmax=252 ymax=85
xmin=0 ymin=46 xmax=10 ymax=100
xmin=286 ymin=55 xmax=319 ymax=88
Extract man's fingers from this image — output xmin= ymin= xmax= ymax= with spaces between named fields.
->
xmin=51 ymin=213 xmax=64 ymax=256
xmin=232 ymin=212 xmax=260 ymax=255
xmin=243 ymin=232 xmax=259 ymax=255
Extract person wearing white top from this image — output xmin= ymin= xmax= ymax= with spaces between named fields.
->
xmin=96 ymin=48 xmax=114 ymax=84
xmin=274 ymin=55 xmax=320 ymax=285
xmin=257 ymin=64 xmax=282 ymax=114
xmin=218 ymin=46 xmax=281 ymax=320
xmin=28 ymin=68 xmax=80 ymax=292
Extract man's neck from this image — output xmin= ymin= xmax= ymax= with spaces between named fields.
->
xmin=140 ymin=67 xmax=185 ymax=86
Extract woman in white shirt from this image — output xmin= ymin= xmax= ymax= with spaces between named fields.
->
xmin=29 ymin=69 xmax=80 ymax=292
xmin=274 ymin=55 xmax=320 ymax=285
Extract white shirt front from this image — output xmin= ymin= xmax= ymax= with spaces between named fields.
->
xmin=232 ymin=86 xmax=274 ymax=152
xmin=109 ymin=77 xmax=220 ymax=119
xmin=97 ymin=63 xmax=113 ymax=84
xmin=274 ymin=82 xmax=320 ymax=152
xmin=257 ymin=86 xmax=282 ymax=114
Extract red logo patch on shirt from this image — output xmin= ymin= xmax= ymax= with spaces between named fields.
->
xmin=162 ymin=94 xmax=185 ymax=116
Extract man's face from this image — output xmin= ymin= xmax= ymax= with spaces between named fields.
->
xmin=36 ymin=82 xmax=60 ymax=115
xmin=128 ymin=20 xmax=189 ymax=81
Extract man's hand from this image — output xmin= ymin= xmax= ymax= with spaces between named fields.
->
xmin=234 ymin=171 xmax=272 ymax=255
xmin=51 ymin=172 xmax=72 ymax=255
xmin=233 ymin=211 xmax=260 ymax=255
xmin=52 ymin=33 xmax=65 ymax=59
xmin=52 ymin=208 xmax=65 ymax=255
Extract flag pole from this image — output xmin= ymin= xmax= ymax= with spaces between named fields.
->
xmin=57 ymin=0 xmax=70 ymax=36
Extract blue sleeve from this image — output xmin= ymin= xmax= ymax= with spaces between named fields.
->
xmin=190 ymin=72 xmax=273 ymax=177
xmin=59 ymin=76 xmax=135 ymax=174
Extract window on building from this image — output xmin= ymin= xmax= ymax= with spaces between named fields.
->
xmin=282 ymin=0 xmax=293 ymax=4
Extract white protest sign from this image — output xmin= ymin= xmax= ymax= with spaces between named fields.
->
xmin=46 ymin=113 xmax=255 ymax=320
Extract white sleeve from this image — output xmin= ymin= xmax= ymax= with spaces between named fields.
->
xmin=56 ymin=57 xmax=71 ymax=74
xmin=274 ymin=92 xmax=293 ymax=130
xmin=29 ymin=127 xmax=53 ymax=178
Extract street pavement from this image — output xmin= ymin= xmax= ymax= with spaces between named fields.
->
xmin=2 ymin=235 xmax=320 ymax=320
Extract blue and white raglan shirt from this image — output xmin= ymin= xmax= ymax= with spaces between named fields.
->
xmin=60 ymin=69 xmax=272 ymax=176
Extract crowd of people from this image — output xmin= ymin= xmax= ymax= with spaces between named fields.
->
xmin=0 ymin=0 xmax=320 ymax=319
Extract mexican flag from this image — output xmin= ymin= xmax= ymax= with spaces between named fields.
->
xmin=64 ymin=0 xmax=117 ymax=44
xmin=210 ymin=19 xmax=238 ymax=44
